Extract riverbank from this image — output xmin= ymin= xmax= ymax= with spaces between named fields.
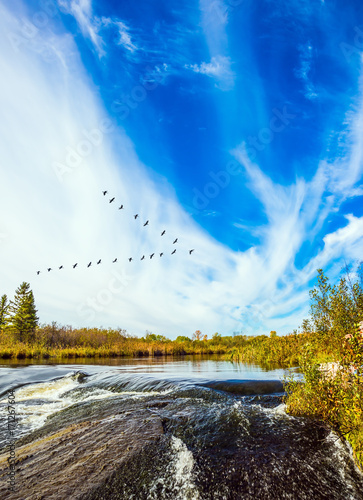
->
xmin=284 ymin=358 xmax=363 ymax=472
xmin=0 ymin=325 xmax=309 ymax=364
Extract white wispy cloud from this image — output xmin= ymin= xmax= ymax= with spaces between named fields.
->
xmin=295 ymin=43 xmax=318 ymax=100
xmin=197 ymin=0 xmax=235 ymax=91
xmin=185 ymin=55 xmax=235 ymax=90
xmin=58 ymin=0 xmax=105 ymax=56
xmin=100 ymin=17 xmax=138 ymax=53
xmin=58 ymin=0 xmax=138 ymax=57
xmin=231 ymin=135 xmax=363 ymax=303
xmin=114 ymin=20 xmax=138 ymax=52
xmin=0 ymin=3 xmax=242 ymax=338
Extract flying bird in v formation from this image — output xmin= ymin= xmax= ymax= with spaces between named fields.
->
xmin=36 ymin=191 xmax=195 ymax=274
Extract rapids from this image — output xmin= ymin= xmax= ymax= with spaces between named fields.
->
xmin=1 ymin=358 xmax=362 ymax=499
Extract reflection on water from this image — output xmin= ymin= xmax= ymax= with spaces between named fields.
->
xmin=0 ymin=354 xmax=299 ymax=378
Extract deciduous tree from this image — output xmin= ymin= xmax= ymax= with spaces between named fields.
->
xmin=192 ymin=330 xmax=202 ymax=341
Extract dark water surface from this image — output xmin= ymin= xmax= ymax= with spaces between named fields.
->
xmin=1 ymin=356 xmax=362 ymax=499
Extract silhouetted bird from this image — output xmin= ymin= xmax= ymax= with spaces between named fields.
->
xmin=143 ymin=220 xmax=149 ymax=226
xmin=97 ymin=259 xmax=101 ymax=264
xmin=171 ymin=249 xmax=176 ymax=255
xmin=109 ymin=197 xmax=115 ymax=203
xmin=48 ymin=268 xmax=52 ymax=272
xmin=173 ymin=238 xmax=178 ymax=244
xmin=59 ymin=265 xmax=63 ymax=270
xmin=118 ymin=205 xmax=124 ymax=210
xmin=128 ymin=258 xmax=133 ymax=262
xmin=37 ymin=271 xmax=40 ymax=275
xmin=134 ymin=214 xmax=139 ymax=219
xmin=159 ymin=253 xmax=163 ymax=257
xmin=189 ymin=249 xmax=194 ymax=255
xmin=113 ymin=258 xmax=117 ymax=263
xmin=87 ymin=262 xmax=92 ymax=268
xmin=102 ymin=190 xmax=107 ymax=196
xmin=73 ymin=263 xmax=78 ymax=269
xmin=150 ymin=253 xmax=154 ymax=259
xmin=161 ymin=230 xmax=166 ymax=236
xmin=141 ymin=255 xmax=145 ymax=260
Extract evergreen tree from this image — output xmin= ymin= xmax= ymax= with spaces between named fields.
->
xmin=9 ymin=282 xmax=38 ymax=342
xmin=0 ymin=294 xmax=9 ymax=330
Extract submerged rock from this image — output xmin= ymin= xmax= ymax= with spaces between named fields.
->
xmin=0 ymin=397 xmax=165 ymax=500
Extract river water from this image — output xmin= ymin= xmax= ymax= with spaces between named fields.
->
xmin=1 ymin=356 xmax=362 ymax=499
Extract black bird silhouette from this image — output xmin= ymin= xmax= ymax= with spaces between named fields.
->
xmin=97 ymin=259 xmax=101 ymax=264
xmin=109 ymin=197 xmax=115 ymax=203
xmin=118 ymin=205 xmax=124 ymax=210
xmin=141 ymin=255 xmax=145 ymax=260
xmin=102 ymin=190 xmax=107 ymax=196
xmin=161 ymin=230 xmax=166 ymax=236
xmin=173 ymin=238 xmax=178 ymax=244
xmin=59 ymin=265 xmax=63 ymax=270
xmin=143 ymin=220 xmax=149 ymax=227
xmin=87 ymin=262 xmax=92 ymax=268
xmin=159 ymin=253 xmax=163 ymax=257
xmin=134 ymin=214 xmax=139 ymax=219
xmin=128 ymin=258 xmax=133 ymax=262
xmin=113 ymin=258 xmax=117 ymax=263
xmin=150 ymin=253 xmax=154 ymax=259
xmin=37 ymin=271 xmax=40 ymax=275
xmin=47 ymin=268 xmax=52 ymax=272
xmin=171 ymin=249 xmax=176 ymax=255
xmin=73 ymin=263 xmax=78 ymax=269
xmin=189 ymin=249 xmax=194 ymax=255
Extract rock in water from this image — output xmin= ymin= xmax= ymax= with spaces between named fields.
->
xmin=0 ymin=397 xmax=164 ymax=500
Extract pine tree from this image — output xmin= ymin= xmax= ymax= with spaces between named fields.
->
xmin=9 ymin=282 xmax=39 ymax=342
xmin=0 ymin=294 xmax=9 ymax=330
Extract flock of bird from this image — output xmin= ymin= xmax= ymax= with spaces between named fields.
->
xmin=36 ymin=190 xmax=195 ymax=275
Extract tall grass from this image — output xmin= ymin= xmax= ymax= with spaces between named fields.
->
xmin=0 ymin=324 xmax=231 ymax=359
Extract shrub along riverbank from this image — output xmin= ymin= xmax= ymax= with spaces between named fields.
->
xmin=284 ymin=265 xmax=363 ymax=471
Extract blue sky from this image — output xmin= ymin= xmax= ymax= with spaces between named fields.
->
xmin=0 ymin=0 xmax=363 ymax=338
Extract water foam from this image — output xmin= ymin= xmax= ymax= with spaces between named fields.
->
xmin=148 ymin=436 xmax=200 ymax=500
xmin=0 ymin=372 xmax=174 ymax=446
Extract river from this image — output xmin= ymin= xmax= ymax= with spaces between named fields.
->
xmin=0 ymin=355 xmax=362 ymax=499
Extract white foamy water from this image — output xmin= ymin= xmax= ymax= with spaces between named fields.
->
xmin=0 ymin=374 xmax=80 ymax=440
xmin=0 ymin=373 xmax=171 ymax=444
xmin=148 ymin=436 xmax=200 ymax=500
xmin=170 ymin=436 xmax=200 ymax=499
